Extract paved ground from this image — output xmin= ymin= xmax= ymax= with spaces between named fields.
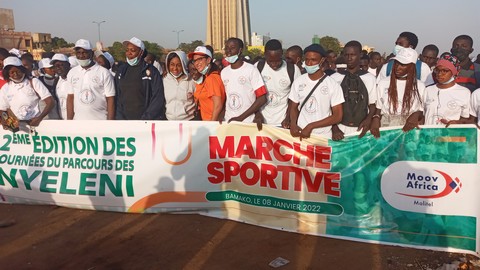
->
xmin=0 ymin=204 xmax=477 ymax=270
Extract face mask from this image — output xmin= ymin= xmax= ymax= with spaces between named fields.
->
xmin=450 ymin=48 xmax=469 ymax=61
xmin=392 ymin=45 xmax=403 ymax=56
xmin=170 ymin=72 xmax=183 ymax=79
xmin=77 ymin=59 xmax=91 ymax=67
xmin=127 ymin=57 xmax=140 ymax=66
xmin=225 ymin=54 xmax=239 ymax=64
xmin=440 ymin=76 xmax=455 ymax=85
xmin=304 ymin=59 xmax=325 ymax=75
xmin=200 ymin=64 xmax=210 ymax=75
xmin=194 ymin=76 xmax=204 ymax=85
xmin=11 ymin=74 xmax=25 ymax=83
xmin=304 ymin=64 xmax=320 ymax=75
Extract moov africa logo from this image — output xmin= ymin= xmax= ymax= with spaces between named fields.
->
xmin=396 ymin=170 xmax=462 ymax=199
xmin=381 ymin=161 xmax=476 ymax=215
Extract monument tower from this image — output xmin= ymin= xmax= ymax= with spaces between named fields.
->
xmin=206 ymin=0 xmax=251 ymax=52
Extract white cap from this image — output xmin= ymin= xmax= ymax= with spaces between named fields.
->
xmin=3 ymin=56 xmax=22 ymax=68
xmin=50 ymin=54 xmax=69 ymax=65
xmin=187 ymin=46 xmax=212 ymax=59
xmin=8 ymin=48 xmax=22 ymax=57
xmin=74 ymin=39 xmax=93 ymax=50
xmin=68 ymin=56 xmax=79 ymax=68
xmin=94 ymin=50 xmax=115 ymax=67
xmin=123 ymin=37 xmax=145 ymax=51
xmin=39 ymin=58 xmax=53 ymax=69
xmin=393 ymin=47 xmax=418 ymax=65
xmin=103 ymin=52 xmax=115 ymax=67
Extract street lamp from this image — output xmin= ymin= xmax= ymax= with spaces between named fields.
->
xmin=172 ymin=30 xmax=184 ymax=47
xmin=92 ymin=20 xmax=106 ymax=42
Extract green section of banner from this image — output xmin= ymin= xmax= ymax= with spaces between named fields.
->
xmin=326 ymin=128 xmax=477 ymax=251
xmin=206 ymin=191 xmax=343 ymax=215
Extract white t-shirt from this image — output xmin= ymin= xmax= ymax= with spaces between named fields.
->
xmin=55 ymin=77 xmax=71 ymax=120
xmin=164 ymin=74 xmax=196 ymax=120
xmin=221 ymin=62 xmax=267 ymax=123
xmin=368 ymin=67 xmax=377 ymax=77
xmin=0 ymin=78 xmax=51 ymax=120
xmin=423 ymin=84 xmax=471 ymax=125
xmin=288 ymin=74 xmax=344 ymax=138
xmin=376 ymin=78 xmax=425 ymax=119
xmin=256 ymin=60 xmax=301 ymax=126
xmin=67 ymin=63 xmax=115 ymax=120
xmin=377 ymin=60 xmax=432 ymax=84
xmin=470 ymin=89 xmax=480 ymax=125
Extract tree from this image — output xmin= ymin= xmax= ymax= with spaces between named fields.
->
xmin=144 ymin=41 xmax=164 ymax=61
xmin=51 ymin=37 xmax=74 ymax=49
xmin=42 ymin=43 xmax=53 ymax=53
xmin=319 ymin=36 xmax=342 ymax=55
xmin=243 ymin=48 xmax=263 ymax=61
xmin=107 ymin=41 xmax=165 ymax=62
xmin=178 ymin=40 xmax=204 ymax=54
xmin=107 ymin=42 xmax=125 ymax=62
xmin=213 ymin=52 xmax=224 ymax=60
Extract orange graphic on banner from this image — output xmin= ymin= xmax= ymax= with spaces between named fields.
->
xmin=128 ymin=191 xmax=207 ymax=213
xmin=161 ymin=123 xmax=193 ymax=165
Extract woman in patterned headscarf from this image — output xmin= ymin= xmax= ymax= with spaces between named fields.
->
xmin=422 ymin=53 xmax=472 ymax=126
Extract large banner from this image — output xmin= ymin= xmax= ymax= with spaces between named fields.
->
xmin=0 ymin=121 xmax=478 ymax=255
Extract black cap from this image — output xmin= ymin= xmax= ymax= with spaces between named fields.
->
xmin=304 ymin=44 xmax=327 ymax=57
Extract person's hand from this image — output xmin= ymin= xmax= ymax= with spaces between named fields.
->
xmin=357 ymin=118 xmax=371 ymax=138
xmin=290 ymin=124 xmax=302 ymax=138
xmin=402 ymin=120 xmax=420 ymax=132
xmin=299 ymin=124 xmax=313 ymax=140
xmin=28 ymin=116 xmax=43 ymax=127
xmin=228 ymin=116 xmax=243 ymax=123
xmin=440 ymin=119 xmax=460 ymax=128
xmin=370 ymin=117 xmax=381 ymax=139
xmin=253 ymin=113 xmax=263 ymax=131
xmin=332 ymin=125 xmax=344 ymax=141
xmin=281 ymin=117 xmax=290 ymax=129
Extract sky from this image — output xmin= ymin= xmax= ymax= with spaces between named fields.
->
xmin=2 ymin=0 xmax=480 ymax=56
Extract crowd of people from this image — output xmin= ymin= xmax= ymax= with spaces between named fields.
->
xmin=0 ymin=31 xmax=479 ymax=140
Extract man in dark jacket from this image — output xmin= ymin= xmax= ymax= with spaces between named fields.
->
xmin=115 ymin=37 xmax=166 ymax=120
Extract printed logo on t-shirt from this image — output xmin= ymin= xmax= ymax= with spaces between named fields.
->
xmin=91 ymin=75 xmax=101 ymax=85
xmin=71 ymin=77 xmax=80 ymax=85
xmin=425 ymin=97 xmax=435 ymax=105
xmin=80 ymin=89 xmax=96 ymax=104
xmin=304 ymin=97 xmax=317 ymax=114
xmin=320 ymin=86 xmax=329 ymax=95
xmin=228 ymin=93 xmax=242 ymax=111
xmin=279 ymin=78 xmax=289 ymax=89
xmin=223 ymin=79 xmax=230 ymax=85
xmin=18 ymin=105 xmax=34 ymax=119
xmin=298 ymin=83 xmax=306 ymax=91
xmin=267 ymin=92 xmax=280 ymax=107
xmin=447 ymin=100 xmax=458 ymax=110
xmin=237 ymin=76 xmax=247 ymax=85
xmin=262 ymin=75 xmax=272 ymax=82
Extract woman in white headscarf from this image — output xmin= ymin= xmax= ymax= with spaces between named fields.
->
xmin=163 ymin=51 xmax=196 ymax=120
